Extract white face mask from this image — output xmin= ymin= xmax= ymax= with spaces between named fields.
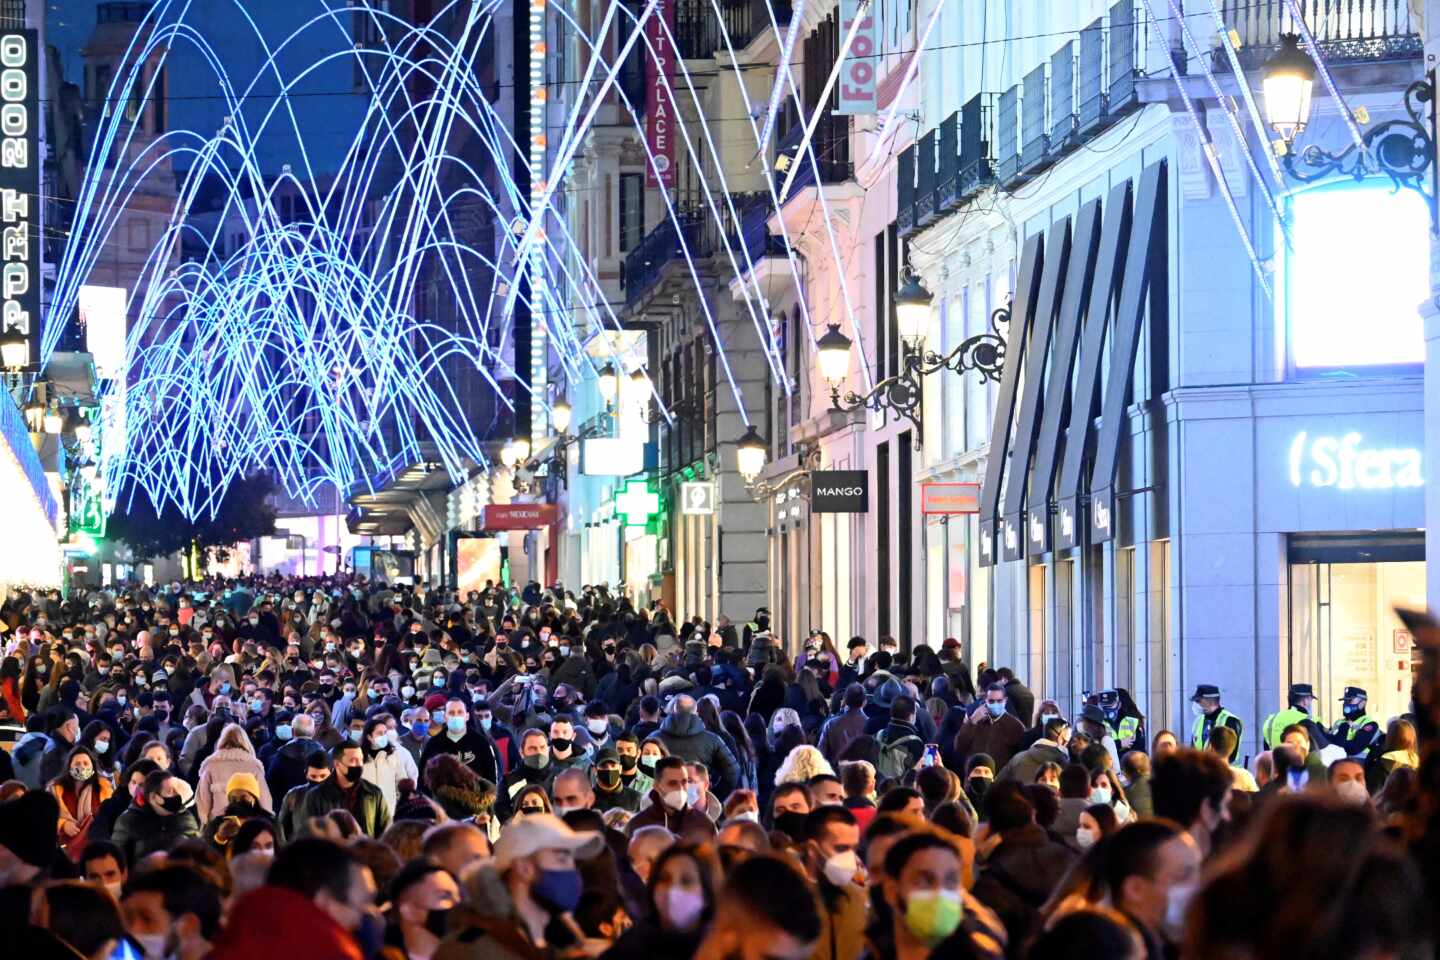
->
xmin=1191 ymin=702 xmax=1205 ymax=718
xmin=661 ymin=788 xmax=688 ymax=811
xmin=587 ymin=718 xmax=609 ymax=736
xmin=822 ymin=849 xmax=859 ymax=887
xmin=103 ymin=880 xmax=124 ymax=901
xmin=729 ymin=809 xmax=760 ymax=824
xmin=1075 ymin=826 xmax=1098 ymax=849
xmin=1164 ymin=883 xmax=1197 ymax=939
xmin=134 ymin=932 xmax=169 ymax=960
xmin=1089 ymin=785 xmax=1113 ymax=805
xmin=1334 ymin=779 xmax=1370 ymax=806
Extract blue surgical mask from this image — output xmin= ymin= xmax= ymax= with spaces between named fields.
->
xmin=446 ymin=716 xmax=468 ymax=734
xmin=986 ymin=702 xmax=1006 ymax=718
xmin=432 ymin=710 xmax=445 ymax=725
xmin=532 ymin=868 xmax=583 ymax=914
xmin=275 ymin=724 xmax=293 ymax=741
xmin=218 ymin=682 xmax=231 ymax=694
xmin=686 ymin=784 xmax=702 ymax=806
xmin=479 ymin=716 xmax=492 ymax=732
xmin=411 ymin=720 xmax=429 ymax=738
xmin=348 ymin=729 xmax=364 ymax=743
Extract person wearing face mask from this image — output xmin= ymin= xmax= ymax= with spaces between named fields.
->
xmin=797 ymin=807 xmax=866 ymax=960
xmin=997 ymin=716 xmax=1071 ymax=786
xmin=623 ymin=756 xmax=716 ymax=840
xmin=546 ymin=635 xmax=596 ymax=701
xmin=277 ymin=752 xmax=334 ymax=844
xmin=388 ymin=860 xmax=462 ymax=960
xmin=48 ymin=744 xmax=114 ymax=861
xmin=874 ymin=830 xmax=1002 ymax=960
xmin=592 ymin=748 xmax=643 ymax=813
xmin=294 ymin=743 xmax=392 ymax=837
xmin=1262 ymin=682 xmax=1330 ymax=753
xmin=196 ymin=724 xmax=274 ymax=822
xmin=397 ymin=706 xmax=433 ymax=768
xmin=1328 ymin=686 xmax=1385 ymax=763
xmin=1326 ymin=757 xmax=1374 ymax=808
xmin=954 ymin=683 xmax=1027 ymax=774
xmin=581 ymin=702 xmax=613 ymax=751
xmin=81 ymin=839 xmax=128 ymax=901
xmin=1100 ymin=820 xmax=1200 ymax=960
xmin=1188 ymin=684 xmax=1243 ymax=763
xmin=112 ymin=770 xmax=201 ymax=864
xmin=421 ymin=698 xmax=507 ymax=816
xmin=121 ymin=864 xmax=224 ymax=960
xmin=1149 ymin=748 xmax=1234 ymax=858
xmin=1075 ymin=803 xmax=1120 ymax=851
xmin=547 ymin=716 xmax=592 ymax=775
xmin=603 ymin=843 xmax=719 ymax=960
xmin=435 ymin=813 xmax=603 ymax=959
xmin=360 ymin=716 xmax=419 ymax=814
xmin=614 ymin=734 xmax=653 ymax=797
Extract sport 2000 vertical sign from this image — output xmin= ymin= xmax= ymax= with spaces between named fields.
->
xmin=0 ymin=30 xmax=38 ymax=365
xmin=645 ymin=0 xmax=675 ymax=188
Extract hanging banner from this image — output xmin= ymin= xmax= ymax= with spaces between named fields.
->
xmin=835 ymin=0 xmax=877 ymax=114
xmin=645 ymin=0 xmax=676 ymax=188
xmin=0 ymin=30 xmax=40 ymax=367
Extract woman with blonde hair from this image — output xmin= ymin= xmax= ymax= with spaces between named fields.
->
xmin=773 ymin=743 xmax=835 ymax=787
xmin=195 ymin=723 xmax=273 ymax=821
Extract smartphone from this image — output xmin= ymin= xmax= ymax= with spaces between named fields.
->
xmin=921 ymin=743 xmax=941 ymax=768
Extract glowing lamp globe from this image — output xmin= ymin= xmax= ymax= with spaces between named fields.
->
xmin=510 ymin=436 xmax=531 ymax=464
xmin=817 ymin=324 xmax=853 ymax=385
xmin=551 ymin=398 xmax=572 ymax=434
xmin=0 ymin=327 xmax=26 ymax=370
xmin=597 ymin=364 xmax=619 ymax=405
xmin=499 ymin=442 xmax=518 ymax=468
xmin=735 ymin=424 xmax=767 ymax=480
xmin=894 ymin=270 xmax=934 ymax=344
xmin=1262 ymin=34 xmax=1316 ymax=144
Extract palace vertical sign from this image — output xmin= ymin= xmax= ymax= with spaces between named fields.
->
xmin=645 ymin=0 xmax=676 ymax=188
xmin=0 ymin=30 xmax=38 ymax=366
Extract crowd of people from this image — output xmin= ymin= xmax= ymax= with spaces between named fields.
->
xmin=0 ymin=574 xmax=1435 ymax=960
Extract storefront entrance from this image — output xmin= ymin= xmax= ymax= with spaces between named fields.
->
xmin=1288 ymin=535 xmax=1424 ymax=724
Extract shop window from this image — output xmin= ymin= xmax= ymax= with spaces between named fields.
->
xmin=1284 ymin=182 xmax=1427 ymax=373
xmin=1289 ymin=557 xmax=1422 ymax=726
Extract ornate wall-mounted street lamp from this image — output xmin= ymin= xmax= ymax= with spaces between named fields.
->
xmin=817 ymin=271 xmax=1007 ymax=445
xmin=1262 ymin=34 xmax=1436 ymax=227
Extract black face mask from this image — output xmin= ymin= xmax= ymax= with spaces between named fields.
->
xmin=1343 ymin=703 xmax=1365 ymax=720
xmin=774 ymin=810 xmax=808 ymax=840
xmin=968 ymin=777 xmax=992 ymax=798
xmin=550 ymin=737 xmax=572 ymax=754
xmin=343 ymin=764 xmax=364 ymax=782
xmin=618 ymin=754 xmax=638 ymax=773
xmin=425 ymin=908 xmax=451 ymax=939
xmin=596 ymin=767 xmax=622 ymax=790
xmin=160 ymin=794 xmax=184 ymax=813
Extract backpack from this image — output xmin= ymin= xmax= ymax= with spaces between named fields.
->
xmin=876 ymin=731 xmax=922 ymax=781
xmin=14 ymin=733 xmax=51 ymax=789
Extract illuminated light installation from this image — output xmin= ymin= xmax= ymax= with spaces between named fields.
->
xmin=39 ymin=0 xmax=931 ymax=520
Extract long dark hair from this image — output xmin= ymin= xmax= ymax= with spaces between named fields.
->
xmin=721 ymin=710 xmax=756 ymax=768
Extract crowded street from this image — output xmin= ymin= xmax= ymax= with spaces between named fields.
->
xmin=0 ymin=578 xmax=1436 ymax=959
xmin=4 ymin=0 xmax=1440 ymax=956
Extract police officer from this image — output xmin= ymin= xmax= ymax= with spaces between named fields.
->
xmin=1329 ymin=686 xmax=1384 ymax=761
xmin=1096 ymin=688 xmax=1144 ymax=752
xmin=1262 ymin=682 xmax=1330 ymax=751
xmin=1190 ymin=684 xmax=1243 ymax=763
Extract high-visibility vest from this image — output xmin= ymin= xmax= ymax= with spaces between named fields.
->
xmin=1262 ymin=707 xmax=1311 ymax=749
xmin=1331 ymin=714 xmax=1382 ymax=755
xmin=1109 ymin=715 xmax=1141 ymax=749
xmin=1192 ymin=708 xmax=1241 ymax=754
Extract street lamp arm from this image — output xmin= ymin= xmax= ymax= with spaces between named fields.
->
xmin=1281 ymin=77 xmax=1437 ymax=229
xmin=917 ymin=306 xmax=1009 ymax=382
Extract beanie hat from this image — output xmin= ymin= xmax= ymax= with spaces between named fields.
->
xmin=0 ymin=791 xmax=60 ymax=866
xmin=225 ymin=772 xmax=262 ymax=800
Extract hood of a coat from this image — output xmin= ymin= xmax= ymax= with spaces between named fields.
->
xmin=659 ymin=711 xmax=705 ymax=737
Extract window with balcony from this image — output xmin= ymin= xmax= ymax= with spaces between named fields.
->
xmin=1283 ymin=181 xmax=1427 ymax=374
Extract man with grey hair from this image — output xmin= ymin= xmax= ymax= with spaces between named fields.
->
xmin=655 ymin=694 xmax=741 ymax=797
xmin=266 ymin=711 xmax=324 ymax=800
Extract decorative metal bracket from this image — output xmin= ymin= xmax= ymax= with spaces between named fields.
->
xmin=828 ymin=304 xmax=1009 ymax=448
xmin=745 ymin=440 xmax=822 ymax=500
xmin=1282 ymin=76 xmax=1438 ymax=232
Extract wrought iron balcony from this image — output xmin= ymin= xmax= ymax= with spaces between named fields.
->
xmin=674 ymin=0 xmax=792 ymax=60
xmin=1214 ymin=0 xmax=1420 ymax=70
xmin=621 ymin=192 xmax=787 ymax=304
xmin=772 ymin=115 xmax=853 ymax=198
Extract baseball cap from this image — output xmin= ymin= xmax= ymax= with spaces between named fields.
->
xmin=493 ymin=813 xmax=603 ymax=872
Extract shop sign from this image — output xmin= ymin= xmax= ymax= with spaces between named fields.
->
xmin=680 ymin=481 xmax=715 ymax=515
xmin=1287 ymin=431 xmax=1423 ymax=490
xmin=920 ymin=482 xmax=980 ymax=514
xmin=811 ymin=469 xmax=868 ymax=513
xmin=835 ymin=0 xmax=877 ymax=114
xmin=0 ymin=30 xmax=39 ymax=366
xmin=644 ymin=0 xmax=676 ymax=188
xmin=480 ymin=503 xmax=559 ymax=530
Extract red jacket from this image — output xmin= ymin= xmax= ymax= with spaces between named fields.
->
xmin=209 ymin=886 xmax=362 ymax=960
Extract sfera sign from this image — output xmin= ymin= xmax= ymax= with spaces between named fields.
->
xmin=811 ymin=469 xmax=868 ymax=513
xmin=0 ymin=30 xmax=39 ymax=365
xmin=1288 ymin=431 xmax=1423 ymax=490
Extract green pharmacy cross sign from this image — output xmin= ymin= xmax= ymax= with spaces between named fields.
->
xmin=615 ymin=479 xmax=661 ymax=526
